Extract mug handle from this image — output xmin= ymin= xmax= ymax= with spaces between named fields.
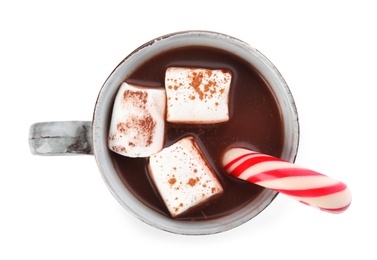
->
xmin=29 ymin=121 xmax=93 ymax=155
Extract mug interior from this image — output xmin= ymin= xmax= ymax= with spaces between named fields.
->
xmin=93 ymin=30 xmax=299 ymax=235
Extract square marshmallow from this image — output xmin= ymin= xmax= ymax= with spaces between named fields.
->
xmin=148 ymin=136 xmax=223 ymax=217
xmin=165 ymin=67 xmax=232 ymax=124
xmin=108 ymin=82 xmax=166 ymax=157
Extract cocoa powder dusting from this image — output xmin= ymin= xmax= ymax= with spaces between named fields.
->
xmin=189 ymin=69 xmax=223 ymax=101
xmin=168 ymin=177 xmax=177 ymax=185
xmin=123 ymin=89 xmax=148 ymax=104
xmin=111 ymin=145 xmax=126 ymax=153
xmin=117 ymin=122 xmax=128 ymax=134
xmin=118 ymin=89 xmax=157 ymax=147
xmin=187 ymin=177 xmax=199 ymax=187
xmin=190 ymin=71 xmax=205 ymax=100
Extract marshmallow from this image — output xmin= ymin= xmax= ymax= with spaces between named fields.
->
xmin=148 ymin=136 xmax=223 ymax=217
xmin=165 ymin=67 xmax=232 ymax=124
xmin=108 ymin=82 xmax=166 ymax=157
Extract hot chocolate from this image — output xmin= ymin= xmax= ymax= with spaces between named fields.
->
xmin=109 ymin=45 xmax=284 ymax=221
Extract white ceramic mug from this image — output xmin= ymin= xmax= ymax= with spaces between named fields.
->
xmin=29 ymin=30 xmax=300 ymax=235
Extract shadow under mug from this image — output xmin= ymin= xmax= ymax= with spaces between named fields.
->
xmin=29 ymin=30 xmax=300 ymax=235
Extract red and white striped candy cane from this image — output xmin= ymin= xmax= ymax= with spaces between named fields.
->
xmin=222 ymin=148 xmax=351 ymax=213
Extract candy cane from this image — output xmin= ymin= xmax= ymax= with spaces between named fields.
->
xmin=222 ymin=148 xmax=351 ymax=213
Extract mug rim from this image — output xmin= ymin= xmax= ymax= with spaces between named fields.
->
xmin=92 ymin=30 xmax=300 ymax=235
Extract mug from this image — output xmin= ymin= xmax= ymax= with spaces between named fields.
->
xmin=29 ymin=30 xmax=300 ymax=235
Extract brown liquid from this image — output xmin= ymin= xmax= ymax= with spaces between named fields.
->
xmin=110 ymin=46 xmax=284 ymax=221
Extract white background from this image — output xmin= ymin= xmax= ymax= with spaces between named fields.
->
xmin=1 ymin=0 xmax=376 ymax=259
